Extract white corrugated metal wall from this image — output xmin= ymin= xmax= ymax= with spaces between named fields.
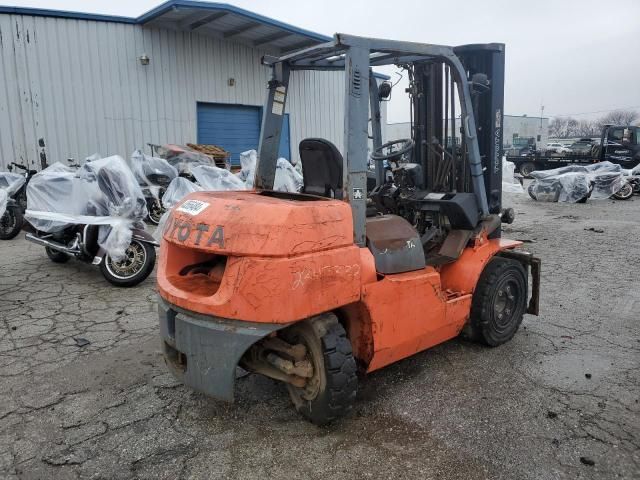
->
xmin=0 ymin=14 xmax=372 ymax=170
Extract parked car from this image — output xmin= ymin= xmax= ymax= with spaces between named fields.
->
xmin=546 ymin=143 xmax=571 ymax=154
xmin=568 ymin=140 xmax=594 ymax=155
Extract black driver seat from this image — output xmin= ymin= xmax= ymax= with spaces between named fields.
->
xmin=299 ymin=138 xmax=343 ymax=199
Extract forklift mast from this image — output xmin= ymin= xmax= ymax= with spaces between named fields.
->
xmin=410 ymin=44 xmax=505 ymax=217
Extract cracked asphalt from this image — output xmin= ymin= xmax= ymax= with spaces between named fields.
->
xmin=1 ymin=190 xmax=639 ymax=479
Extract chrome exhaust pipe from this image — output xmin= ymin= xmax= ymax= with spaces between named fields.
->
xmin=25 ymin=233 xmax=80 ymax=255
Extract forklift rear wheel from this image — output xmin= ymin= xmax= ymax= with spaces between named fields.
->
xmin=469 ymin=257 xmax=527 ymax=346
xmin=282 ymin=314 xmax=357 ymax=425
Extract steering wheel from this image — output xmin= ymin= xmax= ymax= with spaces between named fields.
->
xmin=370 ymin=139 xmax=415 ymax=161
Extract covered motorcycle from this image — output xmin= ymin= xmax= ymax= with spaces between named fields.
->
xmin=154 ymin=150 xmax=303 ymax=241
xmin=130 ymin=150 xmax=178 ymax=224
xmin=238 ymin=149 xmax=303 ymax=192
xmin=0 ymin=171 xmax=27 ymax=239
xmin=152 ymin=144 xmax=218 ymax=180
xmin=24 ymin=156 xmax=158 ymax=287
xmin=527 ymin=161 xmax=626 ymax=203
xmin=0 ymin=189 xmax=7 ymax=219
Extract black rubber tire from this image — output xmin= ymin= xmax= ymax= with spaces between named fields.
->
xmin=0 ymin=207 xmax=23 ymax=240
xmin=99 ymin=240 xmax=156 ymax=287
xmin=527 ymin=182 xmax=537 ymax=200
xmin=612 ymin=182 xmax=633 ymax=200
xmin=519 ymin=162 xmax=536 ymax=178
xmin=146 ymin=199 xmax=165 ymax=225
xmin=283 ymin=314 xmax=357 ymax=425
xmin=577 ymin=183 xmax=593 ymax=203
xmin=45 ymin=247 xmax=71 ymax=263
xmin=468 ymin=257 xmax=527 ymax=347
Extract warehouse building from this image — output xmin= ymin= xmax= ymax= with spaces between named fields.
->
xmin=386 ymin=114 xmax=549 ymax=150
xmin=0 ymin=1 xmax=387 ymax=169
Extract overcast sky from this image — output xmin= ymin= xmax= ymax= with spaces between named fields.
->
xmin=7 ymin=0 xmax=640 ymax=123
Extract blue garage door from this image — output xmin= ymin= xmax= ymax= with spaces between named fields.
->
xmin=197 ymin=103 xmax=290 ymax=166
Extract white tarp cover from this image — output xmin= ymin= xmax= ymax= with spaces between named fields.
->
xmin=528 ymin=161 xmax=625 ymax=203
xmin=0 ymin=189 xmax=7 ymax=218
xmin=502 ymin=158 xmax=524 ymax=194
xmin=25 ymin=157 xmax=148 ymax=260
xmin=622 ymin=163 xmax=640 ymax=176
xmin=130 ymin=150 xmax=178 ymax=188
xmin=192 ymin=164 xmax=246 ymax=191
xmin=155 ymin=145 xmax=215 ymax=177
xmin=0 ymin=172 xmax=26 ymax=197
xmin=154 ymin=151 xmax=303 ymax=241
xmin=238 ymin=149 xmax=303 ymax=192
xmin=162 ymin=177 xmax=204 ymax=210
xmin=154 ymin=177 xmax=204 ymax=241
xmin=0 ymin=171 xmax=25 ymax=219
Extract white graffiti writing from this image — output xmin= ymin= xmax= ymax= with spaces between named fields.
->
xmin=291 ymin=264 xmax=360 ymax=290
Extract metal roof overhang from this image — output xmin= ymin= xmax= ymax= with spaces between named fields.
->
xmin=0 ymin=1 xmax=390 ymax=77
xmin=137 ymin=1 xmax=331 ymax=54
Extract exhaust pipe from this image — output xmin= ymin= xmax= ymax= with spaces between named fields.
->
xmin=25 ymin=233 xmax=80 ymax=255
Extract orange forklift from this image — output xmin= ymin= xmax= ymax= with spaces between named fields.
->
xmin=157 ymin=34 xmax=540 ymax=425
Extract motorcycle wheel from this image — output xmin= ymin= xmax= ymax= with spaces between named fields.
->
xmin=147 ymin=201 xmax=165 ymax=225
xmin=0 ymin=207 xmax=23 ymax=240
xmin=576 ymin=183 xmax=593 ymax=204
xmin=527 ymin=182 xmax=537 ymax=200
xmin=100 ymin=239 xmax=156 ymax=287
xmin=611 ymin=182 xmax=634 ymax=200
xmin=519 ymin=162 xmax=536 ymax=178
xmin=46 ymin=247 xmax=71 ymax=263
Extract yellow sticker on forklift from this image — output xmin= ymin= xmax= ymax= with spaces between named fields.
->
xmin=177 ymin=199 xmax=210 ymax=216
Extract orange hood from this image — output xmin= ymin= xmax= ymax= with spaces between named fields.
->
xmin=161 ymin=190 xmax=354 ymax=257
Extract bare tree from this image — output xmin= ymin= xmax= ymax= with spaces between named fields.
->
xmin=576 ymin=119 xmax=598 ymax=137
xmin=566 ymin=118 xmax=580 ymax=138
xmin=596 ymin=109 xmax=639 ymax=129
xmin=550 ymin=109 xmax=638 ymax=138
xmin=549 ymin=117 xmax=568 ymax=138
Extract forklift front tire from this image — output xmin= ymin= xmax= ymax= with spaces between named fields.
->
xmin=468 ymin=257 xmax=527 ymax=347
xmin=282 ymin=314 xmax=357 ymax=425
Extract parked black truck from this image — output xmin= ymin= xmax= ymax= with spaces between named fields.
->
xmin=510 ymin=125 xmax=640 ymax=177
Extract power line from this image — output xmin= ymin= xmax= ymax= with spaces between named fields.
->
xmin=547 ymin=105 xmax=640 ymax=118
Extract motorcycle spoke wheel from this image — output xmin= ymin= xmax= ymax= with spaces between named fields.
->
xmin=0 ymin=211 xmax=17 ymax=235
xmin=105 ymin=241 xmax=147 ymax=280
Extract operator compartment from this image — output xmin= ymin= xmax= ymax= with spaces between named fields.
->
xmin=158 ymin=190 xmax=363 ymax=322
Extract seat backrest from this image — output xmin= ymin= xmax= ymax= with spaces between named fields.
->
xmin=299 ymin=138 xmax=343 ymax=199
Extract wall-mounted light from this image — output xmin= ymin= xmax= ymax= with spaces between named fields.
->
xmin=139 ymin=54 xmax=150 ymax=66
xmin=228 ymin=78 xmax=236 ymax=87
